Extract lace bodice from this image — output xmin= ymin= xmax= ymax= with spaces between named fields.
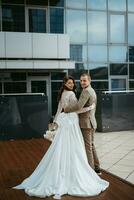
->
xmin=54 ymin=90 xmax=94 ymax=122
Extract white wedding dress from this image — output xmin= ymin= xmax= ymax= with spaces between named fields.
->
xmin=13 ymin=90 xmax=109 ymax=199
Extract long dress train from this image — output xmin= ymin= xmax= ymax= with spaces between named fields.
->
xmin=13 ymin=90 xmax=109 ymax=199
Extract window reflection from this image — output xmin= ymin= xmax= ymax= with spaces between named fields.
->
xmin=109 ymin=46 xmax=127 ymax=62
xmin=88 ymin=46 xmax=107 ymax=62
xmin=129 ymin=81 xmax=134 ymax=90
xmin=128 ymin=0 xmax=134 ymax=12
xmin=128 ymin=14 xmax=134 ymax=44
xmin=87 ymin=0 xmax=106 ymax=10
xmin=89 ymin=63 xmax=108 ymax=79
xmin=50 ymin=8 xmax=64 ymax=33
xmin=111 ymin=78 xmax=126 ymax=91
xmin=2 ymin=0 xmax=24 ymax=4
xmin=0 ymin=83 xmax=2 ymax=93
xmin=51 ymin=72 xmax=66 ymax=80
xmin=88 ymin=11 xmax=107 ymax=43
xmin=26 ymin=0 xmax=48 ymax=6
xmin=49 ymin=0 xmax=64 ymax=7
xmin=108 ymin=0 xmax=126 ymax=11
xmin=68 ymin=63 xmax=88 ymax=79
xmin=66 ymin=0 xmax=86 ymax=9
xmin=4 ymin=82 xmax=26 ymax=93
xmin=66 ymin=10 xmax=86 ymax=43
xmin=51 ymin=81 xmax=62 ymax=115
xmin=91 ymin=81 xmax=108 ymax=91
xmin=2 ymin=5 xmax=25 ymax=32
xmin=110 ymin=64 xmax=127 ymax=75
xmin=129 ymin=46 xmax=134 ymax=62
xmin=29 ymin=9 xmax=46 ymax=33
xmin=70 ymin=45 xmax=87 ymax=62
xmin=129 ymin=64 xmax=134 ymax=79
xmin=110 ymin=14 xmax=125 ymax=43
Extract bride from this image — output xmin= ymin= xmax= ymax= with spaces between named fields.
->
xmin=13 ymin=76 xmax=109 ymax=199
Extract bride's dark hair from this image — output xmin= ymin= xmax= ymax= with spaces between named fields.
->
xmin=57 ymin=75 xmax=77 ymax=102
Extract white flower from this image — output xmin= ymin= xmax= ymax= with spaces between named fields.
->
xmin=44 ymin=130 xmax=56 ymax=141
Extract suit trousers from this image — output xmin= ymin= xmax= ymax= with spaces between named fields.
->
xmin=81 ymin=128 xmax=100 ymax=170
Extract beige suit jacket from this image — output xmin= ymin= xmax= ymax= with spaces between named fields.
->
xmin=65 ymin=85 xmax=97 ymax=129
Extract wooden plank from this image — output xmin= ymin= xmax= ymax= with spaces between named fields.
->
xmin=0 ymin=138 xmax=133 ymax=200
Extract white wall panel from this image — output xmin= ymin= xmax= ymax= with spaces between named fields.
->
xmin=5 ymin=32 xmax=32 ymax=58
xmin=6 ymin=61 xmax=33 ymax=69
xmin=58 ymin=34 xmax=70 ymax=59
xmin=34 ymin=60 xmax=59 ymax=69
xmin=33 ymin=33 xmax=58 ymax=58
xmin=0 ymin=32 xmax=70 ymax=60
xmin=0 ymin=61 xmax=6 ymax=69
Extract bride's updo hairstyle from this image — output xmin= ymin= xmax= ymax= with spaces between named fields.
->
xmin=57 ymin=75 xmax=77 ymax=102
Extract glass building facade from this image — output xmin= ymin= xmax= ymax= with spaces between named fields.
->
xmin=0 ymin=0 xmax=134 ymax=115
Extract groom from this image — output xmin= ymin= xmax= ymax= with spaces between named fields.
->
xmin=64 ymin=73 xmax=101 ymax=174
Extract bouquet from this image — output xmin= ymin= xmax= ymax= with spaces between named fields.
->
xmin=44 ymin=122 xmax=58 ymax=142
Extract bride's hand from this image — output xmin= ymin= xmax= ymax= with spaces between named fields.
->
xmin=64 ymin=107 xmax=69 ymax=113
xmin=89 ymin=102 xmax=95 ymax=110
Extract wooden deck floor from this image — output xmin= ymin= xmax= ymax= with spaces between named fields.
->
xmin=0 ymin=138 xmax=133 ymax=200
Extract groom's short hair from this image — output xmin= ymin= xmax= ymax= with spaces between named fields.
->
xmin=80 ymin=73 xmax=91 ymax=81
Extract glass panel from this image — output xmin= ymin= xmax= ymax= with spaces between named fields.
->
xmin=87 ymin=0 xmax=106 ymax=10
xmin=108 ymin=0 xmax=126 ymax=11
xmin=10 ymin=73 xmax=26 ymax=81
xmin=2 ymin=5 xmax=25 ymax=32
xmin=50 ymin=8 xmax=64 ymax=33
xmin=50 ymin=0 xmax=64 ymax=7
xmin=89 ymin=63 xmax=108 ymax=79
xmin=66 ymin=0 xmax=86 ymax=9
xmin=110 ymin=64 xmax=127 ymax=75
xmin=68 ymin=63 xmax=88 ymax=79
xmin=129 ymin=81 xmax=134 ymax=90
xmin=26 ymin=0 xmax=48 ymax=6
xmin=29 ymin=9 xmax=46 ymax=33
xmin=88 ymin=11 xmax=107 ymax=43
xmin=129 ymin=64 xmax=134 ymax=79
xmin=4 ymin=82 xmax=26 ymax=93
xmin=51 ymin=72 xmax=66 ymax=80
xmin=129 ymin=46 xmax=134 ymax=62
xmin=66 ymin=10 xmax=86 ymax=43
xmin=88 ymin=46 xmax=107 ymax=62
xmin=111 ymin=79 xmax=126 ymax=91
xmin=31 ymin=81 xmax=46 ymax=93
xmin=91 ymin=81 xmax=108 ymax=91
xmin=109 ymin=46 xmax=127 ymax=62
xmin=70 ymin=45 xmax=87 ymax=62
xmin=0 ymin=82 xmax=2 ymax=93
xmin=110 ymin=14 xmax=125 ymax=43
xmin=0 ymin=14 xmax=1 ymax=31
xmin=51 ymin=81 xmax=62 ymax=115
xmin=128 ymin=0 xmax=134 ymax=12
xmin=2 ymin=0 xmax=24 ymax=4
xmin=128 ymin=14 xmax=134 ymax=44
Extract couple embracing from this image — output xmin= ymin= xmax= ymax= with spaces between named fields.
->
xmin=13 ymin=73 xmax=109 ymax=199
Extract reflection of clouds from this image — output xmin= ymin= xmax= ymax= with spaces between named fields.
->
xmin=128 ymin=14 xmax=134 ymax=43
xmin=88 ymin=46 xmax=107 ymax=62
xmin=88 ymin=12 xmax=107 ymax=42
xmin=108 ymin=0 xmax=126 ymax=11
xmin=109 ymin=46 xmax=127 ymax=62
xmin=66 ymin=10 xmax=86 ymax=42
xmin=110 ymin=15 xmax=125 ymax=42
xmin=88 ymin=0 xmax=106 ymax=10
xmin=66 ymin=0 xmax=86 ymax=9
